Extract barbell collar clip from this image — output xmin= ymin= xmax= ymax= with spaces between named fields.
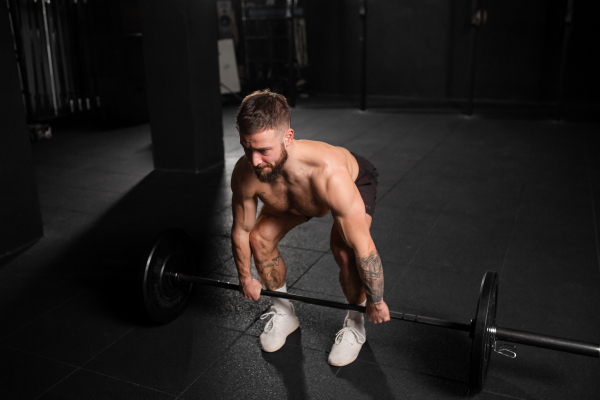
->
xmin=494 ymin=342 xmax=517 ymax=359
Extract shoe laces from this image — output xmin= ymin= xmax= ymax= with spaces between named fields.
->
xmin=334 ymin=327 xmax=366 ymax=346
xmin=260 ymin=308 xmax=287 ymax=333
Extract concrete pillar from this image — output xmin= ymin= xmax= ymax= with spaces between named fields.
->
xmin=140 ymin=0 xmax=224 ymax=172
xmin=0 ymin=1 xmax=43 ymax=260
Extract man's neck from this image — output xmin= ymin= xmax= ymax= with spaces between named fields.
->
xmin=280 ymin=140 xmax=304 ymax=182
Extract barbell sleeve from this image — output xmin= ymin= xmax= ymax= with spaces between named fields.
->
xmin=494 ymin=326 xmax=600 ymax=358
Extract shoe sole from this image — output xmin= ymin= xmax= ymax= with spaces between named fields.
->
xmin=261 ymin=318 xmax=300 ymax=353
xmin=328 ymin=351 xmax=360 ymax=367
xmin=328 ymin=340 xmax=366 ymax=367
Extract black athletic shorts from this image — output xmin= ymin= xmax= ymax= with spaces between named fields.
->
xmin=350 ymin=152 xmax=379 ymax=217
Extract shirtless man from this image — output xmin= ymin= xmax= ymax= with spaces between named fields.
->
xmin=231 ymin=90 xmax=390 ymax=366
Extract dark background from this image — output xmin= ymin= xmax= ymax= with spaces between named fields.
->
xmin=1 ymin=0 xmax=599 ymax=259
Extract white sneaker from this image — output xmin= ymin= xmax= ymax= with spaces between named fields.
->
xmin=259 ymin=304 xmax=300 ymax=352
xmin=328 ymin=317 xmax=366 ymax=366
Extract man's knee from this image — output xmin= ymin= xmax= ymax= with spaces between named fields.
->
xmin=249 ymin=228 xmax=277 ymax=258
xmin=331 ymin=241 xmax=353 ymax=271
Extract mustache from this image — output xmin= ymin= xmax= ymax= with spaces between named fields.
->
xmin=252 ymin=163 xmax=273 ymax=173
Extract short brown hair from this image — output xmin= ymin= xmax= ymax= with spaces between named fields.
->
xmin=236 ymin=89 xmax=290 ymax=135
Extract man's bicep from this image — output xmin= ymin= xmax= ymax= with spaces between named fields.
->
xmin=325 ymin=174 xmax=371 ymax=251
xmin=334 ymin=204 xmax=372 ymax=253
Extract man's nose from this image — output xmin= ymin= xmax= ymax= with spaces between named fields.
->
xmin=252 ymin=152 xmax=262 ymax=167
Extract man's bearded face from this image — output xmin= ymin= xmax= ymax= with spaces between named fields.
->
xmin=253 ymin=142 xmax=288 ymax=183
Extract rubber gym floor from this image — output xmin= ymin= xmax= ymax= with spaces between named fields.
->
xmin=1 ymin=99 xmax=599 ymax=399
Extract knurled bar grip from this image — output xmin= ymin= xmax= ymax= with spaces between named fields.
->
xmin=176 ymin=274 xmax=472 ymax=332
xmin=495 ymin=326 xmax=600 ymax=358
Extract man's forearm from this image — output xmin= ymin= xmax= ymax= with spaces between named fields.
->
xmin=355 ymin=250 xmax=384 ymax=304
xmin=231 ymin=228 xmax=252 ymax=281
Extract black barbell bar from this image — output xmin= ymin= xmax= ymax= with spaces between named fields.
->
xmin=174 ymin=273 xmax=472 ymax=332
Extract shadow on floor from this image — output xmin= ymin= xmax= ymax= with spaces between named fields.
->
xmin=262 ymin=330 xmax=309 ymax=400
xmin=30 ymin=165 xmax=228 ymax=327
xmin=336 ymin=342 xmax=397 ymax=399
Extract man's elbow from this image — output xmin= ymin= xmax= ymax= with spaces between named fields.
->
xmin=231 ymin=223 xmax=252 ymax=239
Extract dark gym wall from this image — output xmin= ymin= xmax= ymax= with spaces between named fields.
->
xmin=368 ymin=0 xmax=452 ymax=98
xmin=0 ymin=1 xmax=43 ymax=259
xmin=303 ymin=0 xmax=360 ymax=97
xmin=301 ymin=0 xmax=599 ymax=104
xmin=460 ymin=0 xmax=560 ymax=102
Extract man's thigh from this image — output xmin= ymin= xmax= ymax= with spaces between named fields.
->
xmin=253 ymin=204 xmax=309 ymax=244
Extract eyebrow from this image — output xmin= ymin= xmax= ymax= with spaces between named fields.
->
xmin=240 ymin=142 xmax=272 ymax=151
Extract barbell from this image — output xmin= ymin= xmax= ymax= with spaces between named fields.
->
xmin=138 ymin=229 xmax=599 ymax=392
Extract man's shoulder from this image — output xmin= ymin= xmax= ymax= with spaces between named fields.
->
xmin=311 ymin=165 xmax=354 ymax=200
xmin=231 ymin=155 xmax=257 ymax=194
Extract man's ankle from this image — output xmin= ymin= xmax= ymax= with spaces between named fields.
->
xmin=271 ymin=283 xmax=293 ymax=314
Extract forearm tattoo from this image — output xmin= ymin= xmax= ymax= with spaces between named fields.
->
xmin=255 ymin=251 xmax=283 ymax=290
xmin=357 ymin=251 xmax=384 ymax=303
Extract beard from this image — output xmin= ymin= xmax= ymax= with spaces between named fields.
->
xmin=253 ymin=144 xmax=288 ymax=183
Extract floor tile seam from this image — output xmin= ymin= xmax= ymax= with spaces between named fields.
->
xmin=79 ymin=326 xmax=137 ymax=369
xmin=77 ymin=367 xmax=179 ymax=398
xmin=339 ymin=356 xmax=468 ymax=386
xmin=177 ymin=331 xmax=247 ymax=398
xmin=1 ymin=343 xmax=80 ymax=369
xmin=334 ymin=113 xmax=396 ymax=149
xmin=286 ymin=284 xmax=346 ymax=301
xmin=264 ymin=338 xmax=334 ymax=356
xmin=243 ymin=304 xmax=275 ymax=336
xmin=275 ymin=243 xmax=330 ymax=253
xmin=0 ymin=287 xmax=91 ymax=342
xmin=33 ymin=367 xmax=81 ymax=400
xmin=356 ymin=113 xmax=440 ymax=159
xmin=278 ymin=243 xmax=327 ymax=255
xmin=584 ymin=137 xmax=600 ymax=278
xmin=496 ymin=142 xmax=543 ymax=278
xmin=376 ymin=119 xmax=464 ymax=203
xmin=385 ymin=208 xmax=446 ymax=296
xmin=202 ymin=255 xmax=235 ymax=278
xmin=309 ymin=217 xmax=334 ymax=225
xmin=185 ymin=315 xmax=256 ymax=336
xmin=384 ymin=142 xmax=495 ymax=295
xmin=287 ymin=251 xmax=330 ymax=291
xmin=428 ymin=133 xmax=534 ymax=283
xmin=333 ymin=364 xmax=343 ymax=377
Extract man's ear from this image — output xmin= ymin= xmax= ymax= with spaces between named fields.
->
xmin=284 ymin=128 xmax=294 ymax=146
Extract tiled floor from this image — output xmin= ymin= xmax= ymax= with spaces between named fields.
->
xmin=1 ymin=101 xmax=599 ymax=399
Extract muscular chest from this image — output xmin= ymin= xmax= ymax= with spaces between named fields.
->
xmin=258 ymin=184 xmax=329 ymax=217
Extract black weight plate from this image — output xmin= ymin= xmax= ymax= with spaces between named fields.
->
xmin=469 ymin=271 xmax=499 ymax=392
xmin=139 ymin=229 xmax=196 ymax=324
